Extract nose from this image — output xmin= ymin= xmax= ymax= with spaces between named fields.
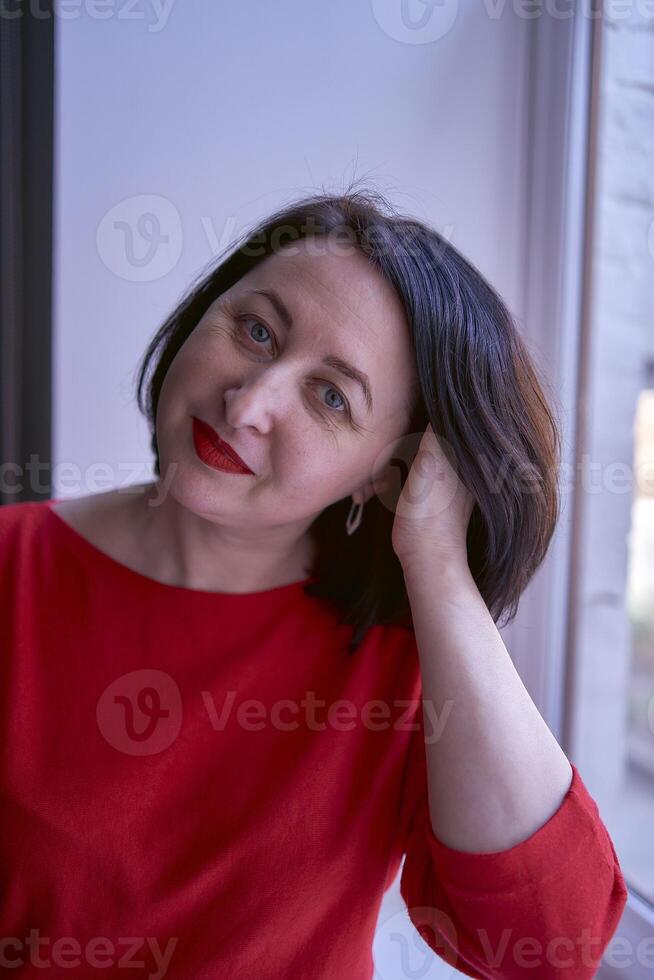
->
xmin=223 ymin=364 xmax=292 ymax=435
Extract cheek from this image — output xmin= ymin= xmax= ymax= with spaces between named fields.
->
xmin=275 ymin=444 xmax=365 ymax=504
xmin=174 ymin=331 xmax=223 ymax=379
xmin=159 ymin=331 xmax=230 ymax=407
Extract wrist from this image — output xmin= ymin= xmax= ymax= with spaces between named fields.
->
xmin=400 ymin=554 xmax=475 ymax=593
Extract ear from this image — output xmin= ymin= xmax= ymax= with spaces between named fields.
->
xmin=357 ymin=465 xmax=394 ymax=506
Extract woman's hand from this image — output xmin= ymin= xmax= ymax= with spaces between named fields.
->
xmin=390 ymin=422 xmax=476 ymax=576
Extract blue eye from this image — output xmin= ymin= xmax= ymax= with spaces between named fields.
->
xmin=246 ymin=318 xmax=272 ymax=347
xmin=319 ymin=384 xmax=346 ymax=412
xmin=236 ymin=316 xmax=351 ymax=418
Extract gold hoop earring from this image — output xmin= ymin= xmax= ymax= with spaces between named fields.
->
xmin=345 ymin=499 xmax=364 ymax=535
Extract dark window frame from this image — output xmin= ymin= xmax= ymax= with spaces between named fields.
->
xmin=0 ymin=2 xmax=54 ymax=505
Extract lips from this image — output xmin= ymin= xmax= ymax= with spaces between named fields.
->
xmin=191 ymin=417 xmax=254 ymax=474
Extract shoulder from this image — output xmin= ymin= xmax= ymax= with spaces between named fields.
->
xmin=0 ymin=485 xmax=143 ymax=566
xmin=0 ymin=492 xmax=119 ymax=555
xmin=48 ymin=483 xmax=153 ymax=554
xmin=49 ymin=486 xmax=127 ymax=535
xmin=0 ymin=499 xmax=48 ymax=543
xmin=0 ymin=499 xmax=54 ymax=587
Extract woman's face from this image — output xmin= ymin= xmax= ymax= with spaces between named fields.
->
xmin=155 ymin=237 xmax=417 ymax=530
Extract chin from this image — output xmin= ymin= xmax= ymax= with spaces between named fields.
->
xmin=158 ymin=453 xmax=238 ymax=517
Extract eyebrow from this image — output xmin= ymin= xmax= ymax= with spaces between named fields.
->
xmin=249 ymin=288 xmax=374 ymax=414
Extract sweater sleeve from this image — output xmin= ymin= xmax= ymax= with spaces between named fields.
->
xmin=398 ymin=705 xmax=629 ymax=979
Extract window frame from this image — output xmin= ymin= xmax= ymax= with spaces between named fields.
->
xmin=503 ymin=4 xmax=649 ymax=974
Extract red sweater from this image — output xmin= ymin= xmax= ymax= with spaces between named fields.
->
xmin=0 ymin=500 xmax=627 ymax=979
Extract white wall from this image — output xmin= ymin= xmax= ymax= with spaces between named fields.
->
xmin=53 ymin=0 xmax=529 ymax=499
xmin=53 ymin=2 xmax=531 ymax=976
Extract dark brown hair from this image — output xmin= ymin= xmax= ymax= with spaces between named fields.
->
xmin=135 ymin=183 xmax=562 ymax=654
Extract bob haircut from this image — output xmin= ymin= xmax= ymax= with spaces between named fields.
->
xmin=135 ymin=184 xmax=562 ymax=656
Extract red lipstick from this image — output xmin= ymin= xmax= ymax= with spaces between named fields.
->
xmin=191 ymin=417 xmax=254 ymax=475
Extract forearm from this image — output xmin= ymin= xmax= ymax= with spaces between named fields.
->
xmin=403 ymin=560 xmax=573 ymax=854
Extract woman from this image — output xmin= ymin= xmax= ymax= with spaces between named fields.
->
xmin=0 ymin=188 xmax=627 ymax=978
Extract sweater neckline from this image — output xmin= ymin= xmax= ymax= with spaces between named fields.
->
xmin=44 ymin=498 xmax=317 ymax=603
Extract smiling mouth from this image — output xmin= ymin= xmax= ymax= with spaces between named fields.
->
xmin=191 ymin=417 xmax=254 ymax=475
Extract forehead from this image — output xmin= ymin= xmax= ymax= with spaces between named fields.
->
xmin=233 ymin=238 xmax=411 ymax=354
xmin=222 ymin=239 xmax=417 ymax=424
